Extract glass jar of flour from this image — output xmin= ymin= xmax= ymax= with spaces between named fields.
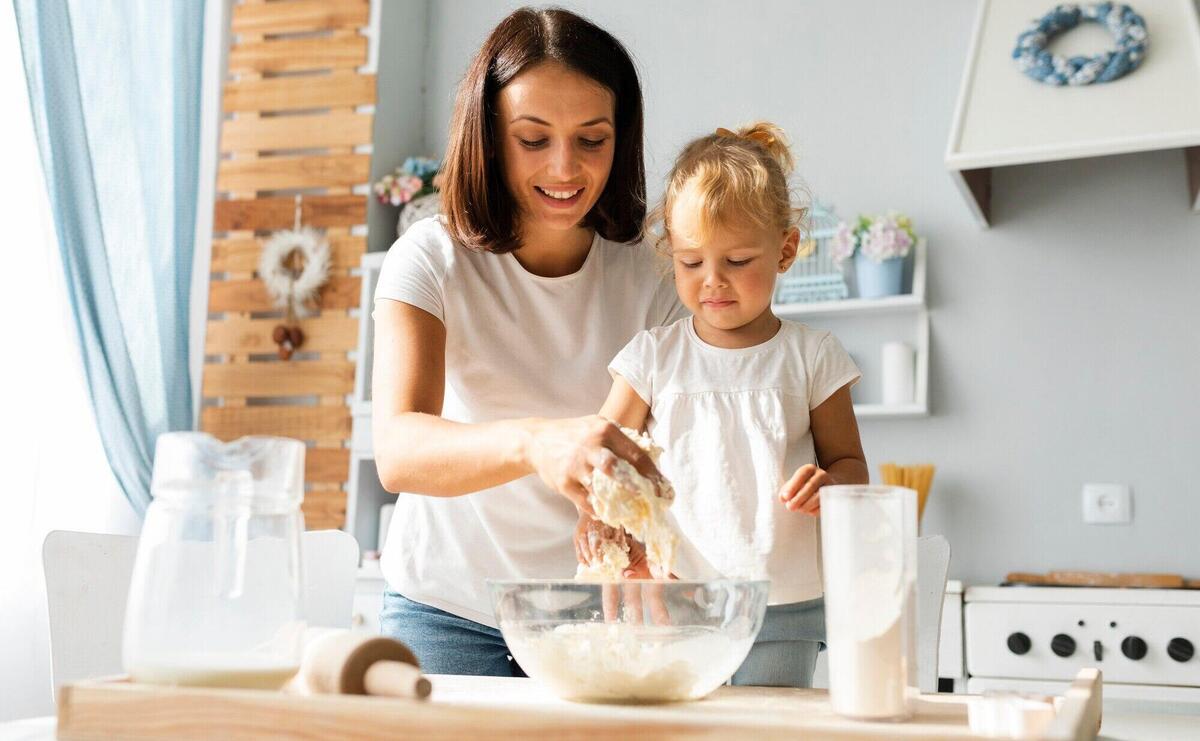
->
xmin=820 ymin=485 xmax=918 ymax=721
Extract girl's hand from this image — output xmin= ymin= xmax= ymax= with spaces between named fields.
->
xmin=574 ymin=513 xmax=625 ymax=564
xmin=779 ymin=463 xmax=833 ymax=516
xmin=574 ymin=513 xmax=652 ymax=579
xmin=524 ymin=415 xmax=662 ymax=515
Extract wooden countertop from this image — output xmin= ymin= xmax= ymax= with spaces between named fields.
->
xmin=423 ymin=674 xmax=979 ymax=739
xmin=57 ymin=670 xmax=1102 ymax=740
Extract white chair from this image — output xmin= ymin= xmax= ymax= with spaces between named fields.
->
xmin=916 ymin=534 xmax=951 ymax=693
xmin=811 ymin=533 xmax=952 ymax=693
xmin=42 ymin=529 xmax=359 ymax=696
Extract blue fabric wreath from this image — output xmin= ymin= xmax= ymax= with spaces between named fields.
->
xmin=1013 ymin=3 xmax=1148 ymax=86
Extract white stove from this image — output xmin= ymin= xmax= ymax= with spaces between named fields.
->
xmin=963 ymin=585 xmax=1200 ymax=707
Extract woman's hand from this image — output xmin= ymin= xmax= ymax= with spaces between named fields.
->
xmin=524 ymin=415 xmax=662 ymax=515
xmin=779 ymin=463 xmax=834 ymax=516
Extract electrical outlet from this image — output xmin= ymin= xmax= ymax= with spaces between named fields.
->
xmin=1082 ymin=483 xmax=1132 ymax=525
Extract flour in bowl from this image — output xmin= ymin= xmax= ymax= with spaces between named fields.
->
xmin=504 ymin=622 xmax=750 ymax=703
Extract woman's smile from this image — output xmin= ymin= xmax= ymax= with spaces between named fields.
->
xmin=534 ymin=185 xmax=586 ymax=208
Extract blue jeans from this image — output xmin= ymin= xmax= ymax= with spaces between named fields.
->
xmin=379 ymin=591 xmax=527 ymax=676
xmin=380 ymin=590 xmax=825 ymax=687
xmin=730 ymin=597 xmax=826 ymax=688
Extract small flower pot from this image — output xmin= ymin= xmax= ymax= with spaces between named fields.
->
xmin=854 ymin=252 xmax=904 ymax=298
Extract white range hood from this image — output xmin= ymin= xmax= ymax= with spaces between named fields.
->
xmin=945 ymin=0 xmax=1200 ymax=227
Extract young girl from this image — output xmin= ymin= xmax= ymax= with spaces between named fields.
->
xmin=578 ymin=122 xmax=869 ymax=688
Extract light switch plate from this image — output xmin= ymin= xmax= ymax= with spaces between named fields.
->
xmin=1082 ymin=483 xmax=1132 ymax=525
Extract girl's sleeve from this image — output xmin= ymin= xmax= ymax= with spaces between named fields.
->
xmin=372 ymin=219 xmax=447 ymax=323
xmin=608 ymin=330 xmax=656 ymax=406
xmin=807 ymin=332 xmax=862 ymax=410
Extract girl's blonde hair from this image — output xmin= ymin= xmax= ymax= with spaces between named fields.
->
xmin=652 ymin=121 xmax=806 ymax=253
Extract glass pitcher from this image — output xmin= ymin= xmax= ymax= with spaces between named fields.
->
xmin=820 ymin=485 xmax=918 ymax=721
xmin=122 ymin=433 xmax=306 ymax=689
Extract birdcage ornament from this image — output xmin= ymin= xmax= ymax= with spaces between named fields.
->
xmin=774 ymin=202 xmax=850 ymax=304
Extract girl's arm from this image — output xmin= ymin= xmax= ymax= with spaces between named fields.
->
xmin=811 ymin=383 xmax=869 ymax=483
xmin=371 ymin=301 xmax=660 ymax=512
xmin=599 ymin=374 xmax=651 ymax=432
xmin=780 ymin=383 xmax=869 ymax=514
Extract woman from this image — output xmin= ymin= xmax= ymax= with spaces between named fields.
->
xmin=371 ymin=7 xmax=686 ymax=675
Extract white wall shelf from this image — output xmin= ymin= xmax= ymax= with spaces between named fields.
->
xmin=946 ymin=0 xmax=1200 ymax=227
xmin=854 ymin=402 xmax=927 ymax=419
xmin=345 ymin=252 xmax=387 ymax=568
xmin=776 ymin=239 xmax=930 ymax=419
xmin=352 ymin=252 xmax=386 ymax=418
xmin=773 ymin=292 xmax=923 ymax=319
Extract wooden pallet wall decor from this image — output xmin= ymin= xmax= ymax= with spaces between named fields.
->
xmin=202 ymin=0 xmax=376 ymax=531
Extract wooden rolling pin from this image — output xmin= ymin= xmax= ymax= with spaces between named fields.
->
xmin=295 ymin=629 xmax=431 ymax=700
xmin=1005 ymin=571 xmax=1192 ymax=589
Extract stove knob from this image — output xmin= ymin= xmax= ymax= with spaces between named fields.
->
xmin=1121 ymin=636 xmax=1148 ymax=661
xmin=1007 ymin=632 xmax=1032 ymax=655
xmin=1051 ymin=633 xmax=1076 ymax=658
xmin=1168 ymin=638 xmax=1194 ymax=663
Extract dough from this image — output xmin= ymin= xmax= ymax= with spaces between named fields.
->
xmin=574 ymin=539 xmax=631 ymax=581
xmin=584 ymin=427 xmax=677 ymax=578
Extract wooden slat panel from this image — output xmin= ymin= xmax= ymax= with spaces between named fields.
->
xmin=304 ymin=513 xmax=344 ymax=531
xmin=224 ymin=72 xmax=376 ymax=113
xmin=305 ymin=448 xmax=350 ymax=484
xmin=203 ymin=360 xmax=354 ymax=397
xmin=228 ymin=35 xmax=367 ymax=74
xmin=211 ymin=234 xmax=365 ymax=273
xmin=204 ymin=13 xmax=372 ymax=476
xmin=214 ymin=195 xmax=365 ymax=231
xmin=205 ymin=315 xmax=359 ymax=354
xmin=208 ymin=275 xmax=360 ymax=313
xmin=304 ymin=515 xmax=343 ymax=530
xmin=217 ymin=153 xmax=371 ymax=192
xmin=220 ymin=112 xmax=373 ymax=153
xmin=232 ymin=0 xmax=369 ymax=35
xmin=201 ymin=405 xmax=351 ymax=441
xmin=302 ymin=488 xmax=347 ymax=530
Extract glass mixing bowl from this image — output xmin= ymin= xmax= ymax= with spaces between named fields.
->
xmin=489 ymin=579 xmax=769 ymax=703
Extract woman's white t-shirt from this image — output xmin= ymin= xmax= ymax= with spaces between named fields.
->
xmin=373 ymin=217 xmax=687 ymax=626
xmin=609 ymin=317 xmax=861 ymax=605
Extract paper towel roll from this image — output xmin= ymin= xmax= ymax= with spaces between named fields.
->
xmin=881 ymin=342 xmax=915 ymax=406
xmin=378 ymin=503 xmax=395 ymax=552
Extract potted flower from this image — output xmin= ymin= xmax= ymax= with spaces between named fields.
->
xmin=373 ymin=156 xmax=443 ymax=236
xmin=374 ymin=156 xmax=440 ymax=206
xmin=830 ymin=211 xmax=917 ymax=298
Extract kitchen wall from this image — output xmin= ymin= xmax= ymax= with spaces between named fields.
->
xmin=410 ymin=0 xmax=1200 ymax=584
xmin=368 ymin=0 xmax=430 ymax=254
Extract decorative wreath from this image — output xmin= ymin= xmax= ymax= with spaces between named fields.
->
xmin=1013 ymin=3 xmax=1148 ymax=86
xmin=258 ymin=226 xmax=330 ymax=359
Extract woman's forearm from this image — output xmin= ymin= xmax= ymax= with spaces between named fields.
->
xmin=374 ymin=412 xmax=538 ymax=496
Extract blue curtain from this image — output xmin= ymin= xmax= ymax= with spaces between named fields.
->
xmin=15 ymin=0 xmax=206 ymax=515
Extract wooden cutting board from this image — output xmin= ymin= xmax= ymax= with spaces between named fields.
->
xmin=56 ymin=669 xmax=1102 ymax=740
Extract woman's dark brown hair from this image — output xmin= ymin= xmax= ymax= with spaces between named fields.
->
xmin=440 ymin=7 xmax=646 ymax=253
